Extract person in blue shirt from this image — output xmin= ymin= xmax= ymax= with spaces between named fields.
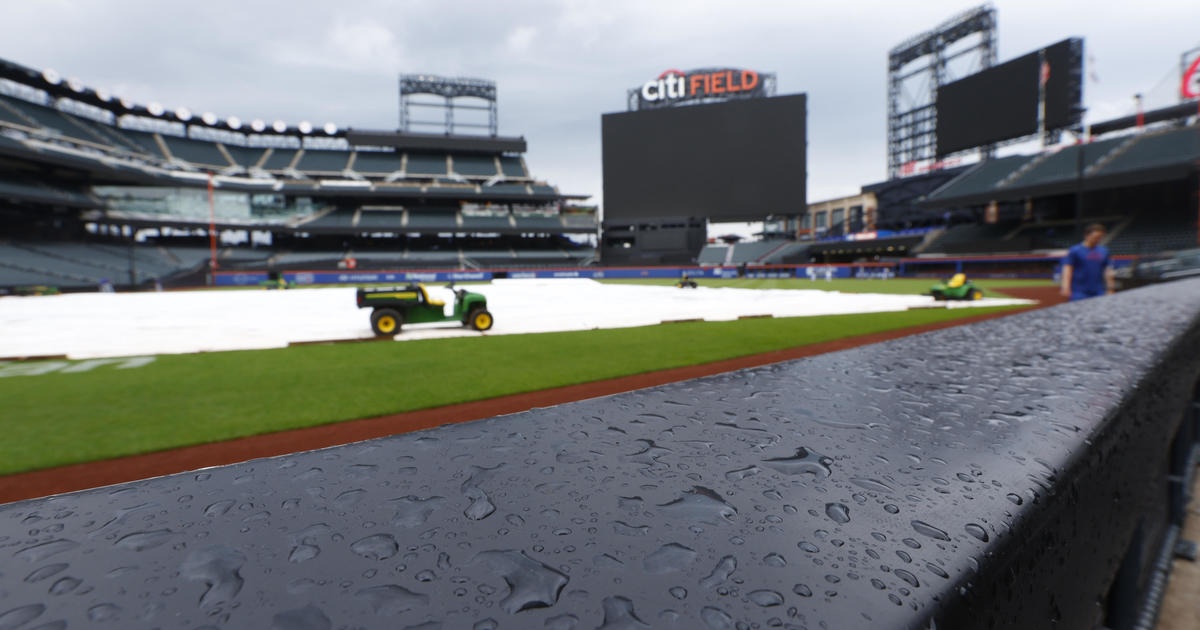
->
xmin=1059 ymin=223 xmax=1114 ymax=300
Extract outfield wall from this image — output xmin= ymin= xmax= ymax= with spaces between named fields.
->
xmin=212 ymin=263 xmax=896 ymax=286
xmin=3 ymin=280 xmax=1198 ymax=628
xmin=209 ymin=255 xmax=1135 ymax=287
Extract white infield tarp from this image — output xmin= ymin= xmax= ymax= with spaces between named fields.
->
xmin=0 ymin=279 xmax=1032 ymax=359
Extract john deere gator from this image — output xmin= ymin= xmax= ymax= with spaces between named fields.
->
xmin=356 ymin=283 xmax=493 ymax=335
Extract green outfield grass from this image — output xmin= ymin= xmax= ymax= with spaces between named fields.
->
xmin=0 ymin=305 xmax=1021 ymax=475
xmin=597 ymin=277 xmax=1054 ymax=296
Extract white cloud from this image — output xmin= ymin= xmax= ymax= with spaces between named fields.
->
xmin=266 ymin=17 xmax=405 ymax=75
xmin=506 ymin=25 xmax=539 ymax=52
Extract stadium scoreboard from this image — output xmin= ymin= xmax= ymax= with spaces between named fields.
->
xmin=936 ymin=38 xmax=1083 ymax=157
xmin=601 ymin=93 xmax=807 ymax=222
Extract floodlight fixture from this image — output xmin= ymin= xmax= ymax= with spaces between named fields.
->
xmin=119 ymin=97 xmax=135 ymax=110
xmin=175 ymin=107 xmax=192 ymax=122
xmin=42 ymin=69 xmax=61 ymax=85
xmin=201 ymin=112 xmax=218 ymax=125
xmin=298 ymin=120 xmax=313 ymax=134
xmin=272 ymin=119 xmax=287 ymax=133
xmin=251 ymin=119 xmax=266 ymax=132
xmin=323 ymin=122 xmax=338 ymax=135
xmin=66 ymin=77 xmax=85 ymax=93
xmin=227 ymin=116 xmax=242 ymax=130
xmin=148 ymin=102 xmax=165 ymax=116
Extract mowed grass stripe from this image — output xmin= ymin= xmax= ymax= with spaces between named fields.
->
xmin=0 ymin=306 xmax=1017 ymax=475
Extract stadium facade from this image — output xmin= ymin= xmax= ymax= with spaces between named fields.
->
xmin=0 ymin=57 xmax=595 ymax=290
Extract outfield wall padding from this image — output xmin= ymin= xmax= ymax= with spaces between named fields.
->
xmin=2 ymin=280 xmax=1200 ymax=629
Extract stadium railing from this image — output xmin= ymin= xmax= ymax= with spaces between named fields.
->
xmin=2 ymin=280 xmax=1198 ymax=628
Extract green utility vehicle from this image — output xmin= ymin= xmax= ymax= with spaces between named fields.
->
xmin=356 ymin=283 xmax=493 ymax=335
xmin=929 ymin=273 xmax=984 ymax=301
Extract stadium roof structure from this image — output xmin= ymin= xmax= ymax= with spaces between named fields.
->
xmin=922 ymin=118 xmax=1200 ymax=208
xmin=0 ymin=56 xmax=585 ymax=205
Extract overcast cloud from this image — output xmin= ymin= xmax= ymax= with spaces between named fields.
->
xmin=5 ymin=0 xmax=1200 ymax=219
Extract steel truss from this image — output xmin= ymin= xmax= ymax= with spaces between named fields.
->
xmin=887 ymin=4 xmax=996 ymax=179
xmin=399 ymin=74 xmax=498 ymax=136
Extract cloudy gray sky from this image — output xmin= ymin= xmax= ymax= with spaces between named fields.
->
xmin=6 ymin=0 xmax=1200 ymax=216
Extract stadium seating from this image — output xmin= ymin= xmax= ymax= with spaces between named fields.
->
xmin=1108 ymin=213 xmax=1200 ymax=255
xmin=764 ymin=241 xmax=811 ymax=264
xmin=498 ymin=156 xmax=527 ymax=178
xmin=355 ymin=211 xmax=406 ymax=230
xmin=461 ymin=214 xmax=512 ymax=231
xmin=223 ymin=145 xmax=267 ymax=169
xmin=121 ymin=130 xmax=167 ymax=159
xmin=351 ymin=150 xmax=404 ymax=175
xmin=1003 ymin=137 xmax=1126 ymax=189
xmin=512 ymin=214 xmax=561 ymax=231
xmin=161 ymin=135 xmax=231 ymax=168
xmin=406 ymin=153 xmax=448 ymax=177
xmin=261 ymin=149 xmax=299 ymax=171
xmin=921 ymin=221 xmax=1022 ymax=254
xmin=296 ymin=149 xmax=350 ymax=173
xmin=451 ymin=154 xmax=498 ymax=177
xmin=405 ymin=210 xmax=460 ymax=231
xmin=1094 ymin=126 xmax=1200 ymax=177
xmin=726 ymin=240 xmax=782 ymax=263
xmin=923 ymin=155 xmax=1033 ymax=202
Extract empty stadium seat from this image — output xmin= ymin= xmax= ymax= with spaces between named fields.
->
xmin=261 ymin=149 xmax=299 ymax=171
xmin=451 ymin=155 xmax=498 ymax=177
xmin=224 ymin=145 xmax=267 ymax=169
xmin=296 ymin=150 xmax=350 ymax=173
xmin=352 ymin=151 xmax=405 ymax=174
xmin=498 ymin=156 xmax=527 ymax=178
xmin=406 ymin=153 xmax=448 ymax=176
xmin=161 ymin=135 xmax=230 ymax=168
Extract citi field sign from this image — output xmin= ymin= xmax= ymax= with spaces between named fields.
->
xmin=628 ymin=67 xmax=775 ymax=110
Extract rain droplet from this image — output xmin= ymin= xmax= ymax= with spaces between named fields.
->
xmin=14 ymin=539 xmax=79 ymax=563
xmin=598 ymin=596 xmax=649 ymax=629
xmin=926 ymin=562 xmax=950 ymax=579
xmin=49 ymin=576 xmax=82 ymax=595
xmin=792 ymin=583 xmax=813 ymax=597
xmin=763 ymin=553 xmax=787 ymax=567
xmin=472 ymin=550 xmax=568 ymax=613
xmin=700 ymin=555 xmax=736 ymax=589
xmin=762 ymin=447 xmax=833 ymax=477
xmin=0 ymin=604 xmax=45 ymax=628
xmin=748 ymin=590 xmax=784 ymax=607
xmin=643 ymin=543 xmax=697 ymax=574
xmin=884 ymin=504 xmax=900 ymax=514
xmin=657 ymin=487 xmax=737 ymax=525
xmin=354 ymin=584 xmax=429 ymax=615
xmin=700 ymin=606 xmax=735 ymax=630
xmin=351 ymin=534 xmax=399 ymax=561
xmin=669 ymin=586 xmax=687 ymax=600
xmin=724 ymin=466 xmax=761 ymax=481
xmin=87 ymin=603 xmax=121 ymax=622
xmin=894 ymin=569 xmax=920 ymax=588
xmin=798 ymin=541 xmax=820 ymax=553
xmin=390 ymin=495 xmax=444 ymax=526
xmin=825 ymin=503 xmax=851 ymax=525
xmin=24 ymin=563 xmax=68 ymax=583
xmin=1006 ymin=493 xmax=1024 ymax=505
xmin=964 ymin=523 xmax=989 ymax=542
xmin=181 ymin=545 xmax=245 ymax=607
xmin=114 ymin=529 xmax=173 ymax=552
xmin=911 ymin=520 xmax=951 ymax=541
xmin=612 ymin=521 xmax=650 ymax=536
xmin=850 ymin=478 xmax=894 ymax=493
xmin=473 ymin=619 xmax=498 ymax=630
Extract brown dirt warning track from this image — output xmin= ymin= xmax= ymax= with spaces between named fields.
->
xmin=0 ymin=286 xmax=1065 ymax=504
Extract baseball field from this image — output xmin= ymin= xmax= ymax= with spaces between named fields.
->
xmin=0 ymin=277 xmax=1052 ymax=479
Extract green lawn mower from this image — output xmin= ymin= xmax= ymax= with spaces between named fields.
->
xmin=929 ymin=273 xmax=985 ymax=301
xmin=356 ymin=283 xmax=493 ymax=335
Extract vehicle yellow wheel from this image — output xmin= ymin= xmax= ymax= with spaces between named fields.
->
xmin=971 ymin=289 xmax=983 ymax=300
xmin=371 ymin=308 xmax=403 ymax=335
xmin=470 ymin=309 xmax=493 ymax=331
